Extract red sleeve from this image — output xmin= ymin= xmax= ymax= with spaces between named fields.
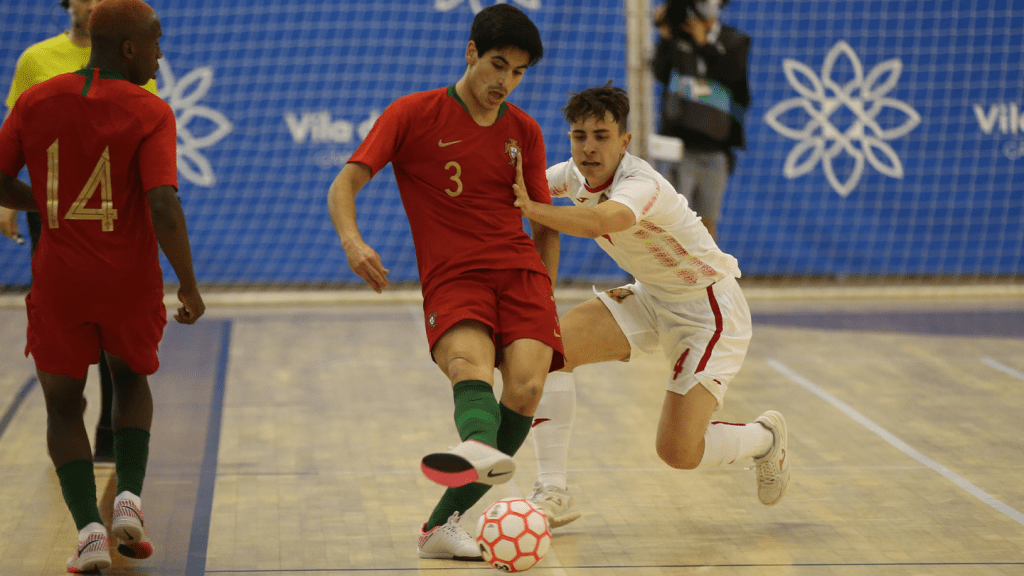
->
xmin=138 ymin=101 xmax=178 ymax=192
xmin=348 ymin=97 xmax=408 ymax=176
xmin=523 ymin=118 xmax=551 ymax=205
xmin=0 ymin=103 xmax=25 ymax=177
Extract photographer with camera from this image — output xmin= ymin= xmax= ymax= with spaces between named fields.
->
xmin=653 ymin=0 xmax=750 ymax=240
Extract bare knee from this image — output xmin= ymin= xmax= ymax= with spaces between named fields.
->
xmin=656 ymin=436 xmax=703 ymax=470
xmin=501 ymin=378 xmax=544 ymax=414
xmin=104 ymin=353 xmax=147 ymax=390
xmin=37 ymin=373 xmax=86 ymax=417
xmin=44 ymin=395 xmax=85 ymax=421
xmin=443 ymin=356 xmax=492 ymax=385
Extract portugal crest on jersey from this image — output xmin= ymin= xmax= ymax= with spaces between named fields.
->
xmin=505 ymin=138 xmax=520 ymax=165
xmin=605 ymin=287 xmax=635 ymax=303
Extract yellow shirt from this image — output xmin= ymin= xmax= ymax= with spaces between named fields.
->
xmin=5 ymin=32 xmax=157 ymax=108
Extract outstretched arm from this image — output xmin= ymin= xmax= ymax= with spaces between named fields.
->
xmin=327 ymin=162 xmax=390 ymax=293
xmin=148 ymin=185 xmax=204 ymax=324
xmin=513 ymin=156 xmax=635 ymax=239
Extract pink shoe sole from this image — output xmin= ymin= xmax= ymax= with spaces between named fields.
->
xmin=420 ymin=459 xmax=479 ymax=487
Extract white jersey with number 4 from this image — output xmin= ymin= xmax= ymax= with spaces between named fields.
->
xmin=546 ymin=152 xmax=741 ymax=301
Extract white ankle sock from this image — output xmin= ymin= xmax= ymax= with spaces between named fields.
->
xmin=532 ymin=371 xmax=575 ymax=490
xmin=697 ymin=421 xmax=774 ymax=468
xmin=79 ymin=521 xmax=106 ymax=539
xmin=115 ymin=490 xmax=141 ymax=508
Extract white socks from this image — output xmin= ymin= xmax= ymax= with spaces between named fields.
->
xmin=115 ymin=490 xmax=141 ymax=508
xmin=531 ymin=371 xmax=576 ymax=490
xmin=79 ymin=521 xmax=106 ymax=539
xmin=696 ymin=420 xmax=774 ymax=469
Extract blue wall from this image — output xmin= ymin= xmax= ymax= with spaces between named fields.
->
xmin=0 ymin=1 xmax=1019 ymax=287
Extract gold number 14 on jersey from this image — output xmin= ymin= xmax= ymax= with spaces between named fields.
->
xmin=46 ymin=139 xmax=118 ymax=231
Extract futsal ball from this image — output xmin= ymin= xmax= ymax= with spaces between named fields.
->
xmin=476 ymin=497 xmax=551 ymax=572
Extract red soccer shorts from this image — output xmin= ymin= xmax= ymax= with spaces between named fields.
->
xmin=25 ymin=288 xmax=167 ymax=379
xmin=422 ymin=268 xmax=565 ymax=372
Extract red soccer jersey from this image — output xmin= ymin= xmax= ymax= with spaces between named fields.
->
xmin=0 ymin=68 xmax=177 ymax=301
xmin=350 ymin=86 xmax=552 ymax=290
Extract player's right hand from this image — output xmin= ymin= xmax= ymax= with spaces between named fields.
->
xmin=175 ymin=286 xmax=205 ymax=324
xmin=511 ymin=149 xmax=534 ymax=216
xmin=0 ymin=207 xmax=20 ymax=240
xmin=344 ymin=240 xmax=390 ymax=293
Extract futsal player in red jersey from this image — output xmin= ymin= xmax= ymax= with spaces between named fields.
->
xmin=0 ymin=0 xmax=204 ymax=571
xmin=328 ymin=4 xmax=562 ymax=561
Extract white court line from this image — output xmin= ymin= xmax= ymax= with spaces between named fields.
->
xmin=982 ymin=358 xmax=1024 ymax=381
xmin=767 ymin=359 xmax=1024 ymax=528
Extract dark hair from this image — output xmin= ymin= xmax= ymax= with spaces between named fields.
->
xmin=660 ymin=0 xmax=732 ymax=29
xmin=470 ymin=4 xmax=543 ymax=67
xmin=61 ymin=0 xmax=70 ymax=9
xmin=562 ymin=81 xmax=630 ymax=134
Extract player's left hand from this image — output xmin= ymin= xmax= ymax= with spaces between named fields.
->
xmin=512 ymin=149 xmax=534 ymax=216
xmin=175 ymin=285 xmax=205 ymax=324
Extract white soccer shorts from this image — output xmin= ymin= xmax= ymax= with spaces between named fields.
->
xmin=595 ymin=275 xmax=752 ymax=410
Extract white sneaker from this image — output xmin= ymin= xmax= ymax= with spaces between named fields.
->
xmin=66 ymin=523 xmax=111 ymax=573
xmin=112 ymin=491 xmax=153 ymax=559
xmin=421 ymin=439 xmax=515 ymax=488
xmin=753 ymin=410 xmax=790 ymax=506
xmin=417 ymin=512 xmax=483 ymax=561
xmin=528 ymin=481 xmax=581 ymax=528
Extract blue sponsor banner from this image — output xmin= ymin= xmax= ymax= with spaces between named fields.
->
xmin=0 ymin=0 xmax=628 ymax=286
xmin=0 ymin=0 xmax=1020 ymax=286
xmin=730 ymin=0 xmax=1023 ymax=276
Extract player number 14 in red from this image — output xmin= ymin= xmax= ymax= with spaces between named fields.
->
xmin=46 ymin=139 xmax=118 ymax=232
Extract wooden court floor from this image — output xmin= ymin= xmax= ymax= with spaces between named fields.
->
xmin=0 ymin=286 xmax=1022 ymax=575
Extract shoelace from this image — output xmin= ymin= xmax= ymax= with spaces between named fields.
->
xmin=441 ymin=512 xmax=474 ymax=543
xmin=752 ymin=445 xmax=785 ymax=483
xmin=755 ymin=458 xmax=779 ymax=482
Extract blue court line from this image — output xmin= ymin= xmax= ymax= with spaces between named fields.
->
xmin=204 ymin=561 xmax=1024 ymax=573
xmin=185 ymin=319 xmax=233 ymax=576
xmin=0 ymin=375 xmax=36 ymax=442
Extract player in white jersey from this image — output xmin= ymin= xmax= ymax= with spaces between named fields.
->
xmin=511 ymin=83 xmax=790 ymax=528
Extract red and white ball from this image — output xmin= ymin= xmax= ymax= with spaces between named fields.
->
xmin=476 ymin=497 xmax=551 ymax=572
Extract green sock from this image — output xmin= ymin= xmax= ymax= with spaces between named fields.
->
xmin=55 ymin=460 xmax=102 ymax=531
xmin=425 ymin=403 xmax=534 ymax=530
xmin=452 ymin=380 xmax=500 ymax=447
xmin=113 ymin=427 xmax=150 ymax=496
xmin=495 ymin=402 xmax=533 ymax=456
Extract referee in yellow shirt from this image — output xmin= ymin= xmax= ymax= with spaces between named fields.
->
xmin=1 ymin=0 xmax=159 ymax=461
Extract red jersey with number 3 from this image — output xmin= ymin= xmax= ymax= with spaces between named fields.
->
xmin=0 ymin=68 xmax=177 ymax=301
xmin=350 ymin=86 xmax=552 ymax=291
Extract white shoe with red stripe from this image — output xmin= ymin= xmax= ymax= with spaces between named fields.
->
xmin=528 ymin=481 xmax=581 ymax=528
xmin=112 ymin=491 xmax=153 ymax=559
xmin=66 ymin=523 xmax=111 ymax=573
xmin=417 ymin=512 xmax=483 ymax=560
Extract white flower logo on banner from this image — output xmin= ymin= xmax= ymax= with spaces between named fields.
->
xmin=157 ymin=58 xmax=234 ymax=187
xmin=434 ymin=0 xmax=540 ymax=14
xmin=764 ymin=41 xmax=921 ymax=197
